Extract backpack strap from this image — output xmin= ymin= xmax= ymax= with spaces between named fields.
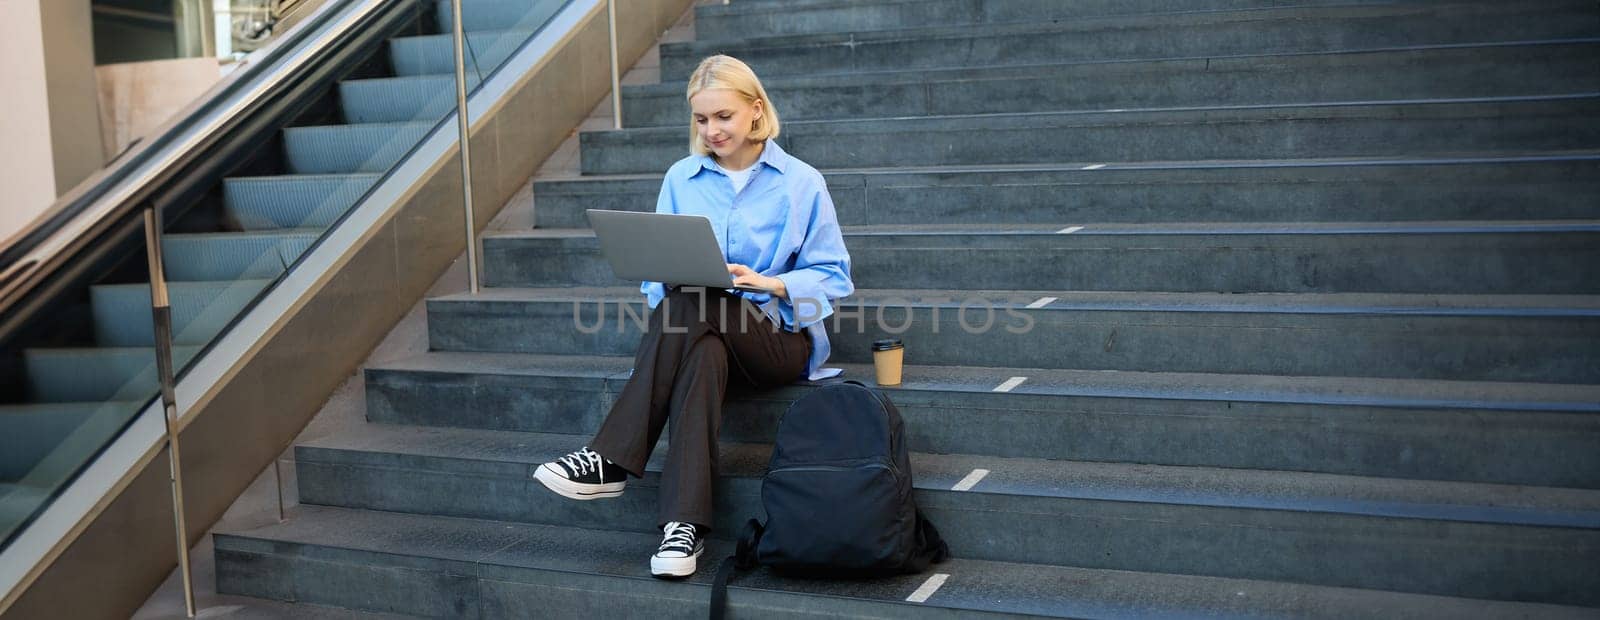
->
xmin=709 ymin=519 xmax=764 ymax=620
xmin=917 ymin=510 xmax=950 ymax=564
xmin=900 ymin=509 xmax=950 ymax=573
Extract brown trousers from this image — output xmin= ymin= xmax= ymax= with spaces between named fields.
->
xmin=589 ymin=286 xmax=809 ymax=529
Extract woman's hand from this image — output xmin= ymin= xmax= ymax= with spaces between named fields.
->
xmin=728 ymin=264 xmax=787 ymax=299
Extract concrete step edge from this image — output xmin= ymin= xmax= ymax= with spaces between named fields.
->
xmin=486 ymin=220 xmax=1600 ymax=239
xmin=215 ymin=505 xmax=1597 ymax=619
xmin=583 ymin=93 xmax=1600 ymax=140
xmin=628 ymin=37 xmax=1600 ymax=96
xmin=368 ymin=350 xmax=1600 ymax=413
xmin=534 ymin=150 xmax=1600 ymax=185
xmin=295 ymin=424 xmax=1600 ymax=528
xmin=429 ymin=287 xmax=1600 ymax=316
xmin=666 ymin=0 xmax=1594 ymax=49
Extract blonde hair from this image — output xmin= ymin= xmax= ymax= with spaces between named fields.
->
xmin=685 ymin=55 xmax=781 ymax=156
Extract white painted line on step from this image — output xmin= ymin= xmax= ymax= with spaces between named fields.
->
xmin=1081 ymin=164 xmax=1106 ymax=170
xmin=1057 ymin=226 xmax=1085 ymax=234
xmin=993 ymin=376 xmax=1028 ymax=392
xmin=907 ymin=573 xmax=950 ymax=603
xmin=1026 ymin=296 xmax=1057 ymax=309
xmin=952 ymin=469 xmax=990 ymax=492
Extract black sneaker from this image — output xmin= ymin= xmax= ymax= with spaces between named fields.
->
xmin=534 ymin=447 xmax=626 ymax=500
xmin=651 ymin=521 xmax=705 ymax=579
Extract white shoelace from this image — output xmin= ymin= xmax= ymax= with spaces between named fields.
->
xmin=660 ymin=522 xmax=697 ymax=553
xmin=558 ymin=448 xmax=604 ymax=477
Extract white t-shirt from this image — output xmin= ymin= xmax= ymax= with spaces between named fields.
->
xmin=717 ymin=162 xmax=755 ymax=194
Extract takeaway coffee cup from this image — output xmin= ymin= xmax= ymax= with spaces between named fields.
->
xmin=872 ymin=338 xmax=904 ymax=386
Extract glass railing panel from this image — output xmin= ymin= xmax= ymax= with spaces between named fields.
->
xmin=0 ymin=208 xmax=160 ymax=550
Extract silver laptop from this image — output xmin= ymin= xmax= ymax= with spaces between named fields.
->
xmin=586 ymin=209 xmax=776 ymax=294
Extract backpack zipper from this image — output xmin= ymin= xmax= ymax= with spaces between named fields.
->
xmin=768 ymin=462 xmax=892 ymax=475
xmin=765 ymin=462 xmax=910 ymax=503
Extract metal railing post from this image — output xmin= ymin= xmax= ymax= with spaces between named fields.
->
xmin=608 ymin=0 xmax=622 ymax=130
xmin=142 ymin=207 xmax=197 ymax=619
xmin=274 ymin=457 xmax=286 ymax=522
xmin=450 ymin=0 xmax=481 ymax=294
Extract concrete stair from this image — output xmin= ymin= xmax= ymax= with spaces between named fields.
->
xmin=581 ymin=96 xmax=1600 ymax=175
xmin=694 ymin=0 xmax=1472 ymax=39
xmin=529 ymin=154 xmax=1600 ymax=227
xmin=661 ymin=1 xmax=1600 ymax=79
xmin=627 ymin=40 xmax=1600 ymax=127
xmin=278 ymin=424 xmax=1600 ymax=603
xmin=424 ymin=286 xmax=1600 ymax=383
xmin=215 ymin=0 xmax=1600 ymax=616
xmin=480 ymin=222 xmax=1600 ymax=294
xmin=361 ymin=352 xmax=1600 ymax=488
xmin=215 ymin=504 xmax=1596 ymax=619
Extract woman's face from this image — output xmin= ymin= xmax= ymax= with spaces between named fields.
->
xmin=690 ymin=88 xmax=763 ymax=163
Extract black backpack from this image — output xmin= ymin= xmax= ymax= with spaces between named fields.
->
xmin=710 ymin=381 xmax=948 ymax=618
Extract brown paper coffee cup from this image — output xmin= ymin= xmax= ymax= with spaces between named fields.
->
xmin=872 ymin=338 xmax=904 ymax=386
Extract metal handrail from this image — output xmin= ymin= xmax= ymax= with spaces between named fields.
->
xmin=0 ymin=0 xmax=396 ymax=332
xmin=141 ymin=206 xmax=197 ymax=617
xmin=450 ymin=0 xmax=481 ymax=294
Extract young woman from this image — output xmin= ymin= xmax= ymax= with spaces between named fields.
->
xmin=534 ymin=55 xmax=854 ymax=579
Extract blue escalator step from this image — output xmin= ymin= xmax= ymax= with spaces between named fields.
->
xmin=340 ymin=75 xmax=473 ymax=124
xmin=23 ymin=346 xmax=202 ymax=403
xmin=223 ymin=173 xmax=381 ymax=230
xmin=90 ymin=279 xmax=273 ymax=348
xmin=0 ymin=403 xmax=133 ymax=480
xmin=0 ymin=482 xmax=48 ymax=544
xmin=162 ymin=230 xmax=322 ymax=282
xmin=282 ymin=123 xmax=433 ymax=174
xmin=0 ymin=402 xmax=144 ymax=482
xmin=435 ymin=0 xmax=565 ymax=33
xmin=0 ymin=401 xmax=145 ymax=545
xmin=388 ymin=30 xmax=535 ymax=77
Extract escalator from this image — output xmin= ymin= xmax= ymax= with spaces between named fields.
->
xmin=0 ymin=0 xmax=574 ymax=606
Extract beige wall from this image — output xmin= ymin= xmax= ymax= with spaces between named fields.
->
xmin=0 ymin=0 xmax=106 ymax=246
xmin=40 ymin=0 xmax=107 ymax=196
xmin=97 ymin=58 xmax=224 ymax=160
xmin=0 ymin=0 xmax=59 ymax=244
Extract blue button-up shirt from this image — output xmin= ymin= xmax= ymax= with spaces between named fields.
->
xmin=642 ymin=140 xmax=854 ymax=381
